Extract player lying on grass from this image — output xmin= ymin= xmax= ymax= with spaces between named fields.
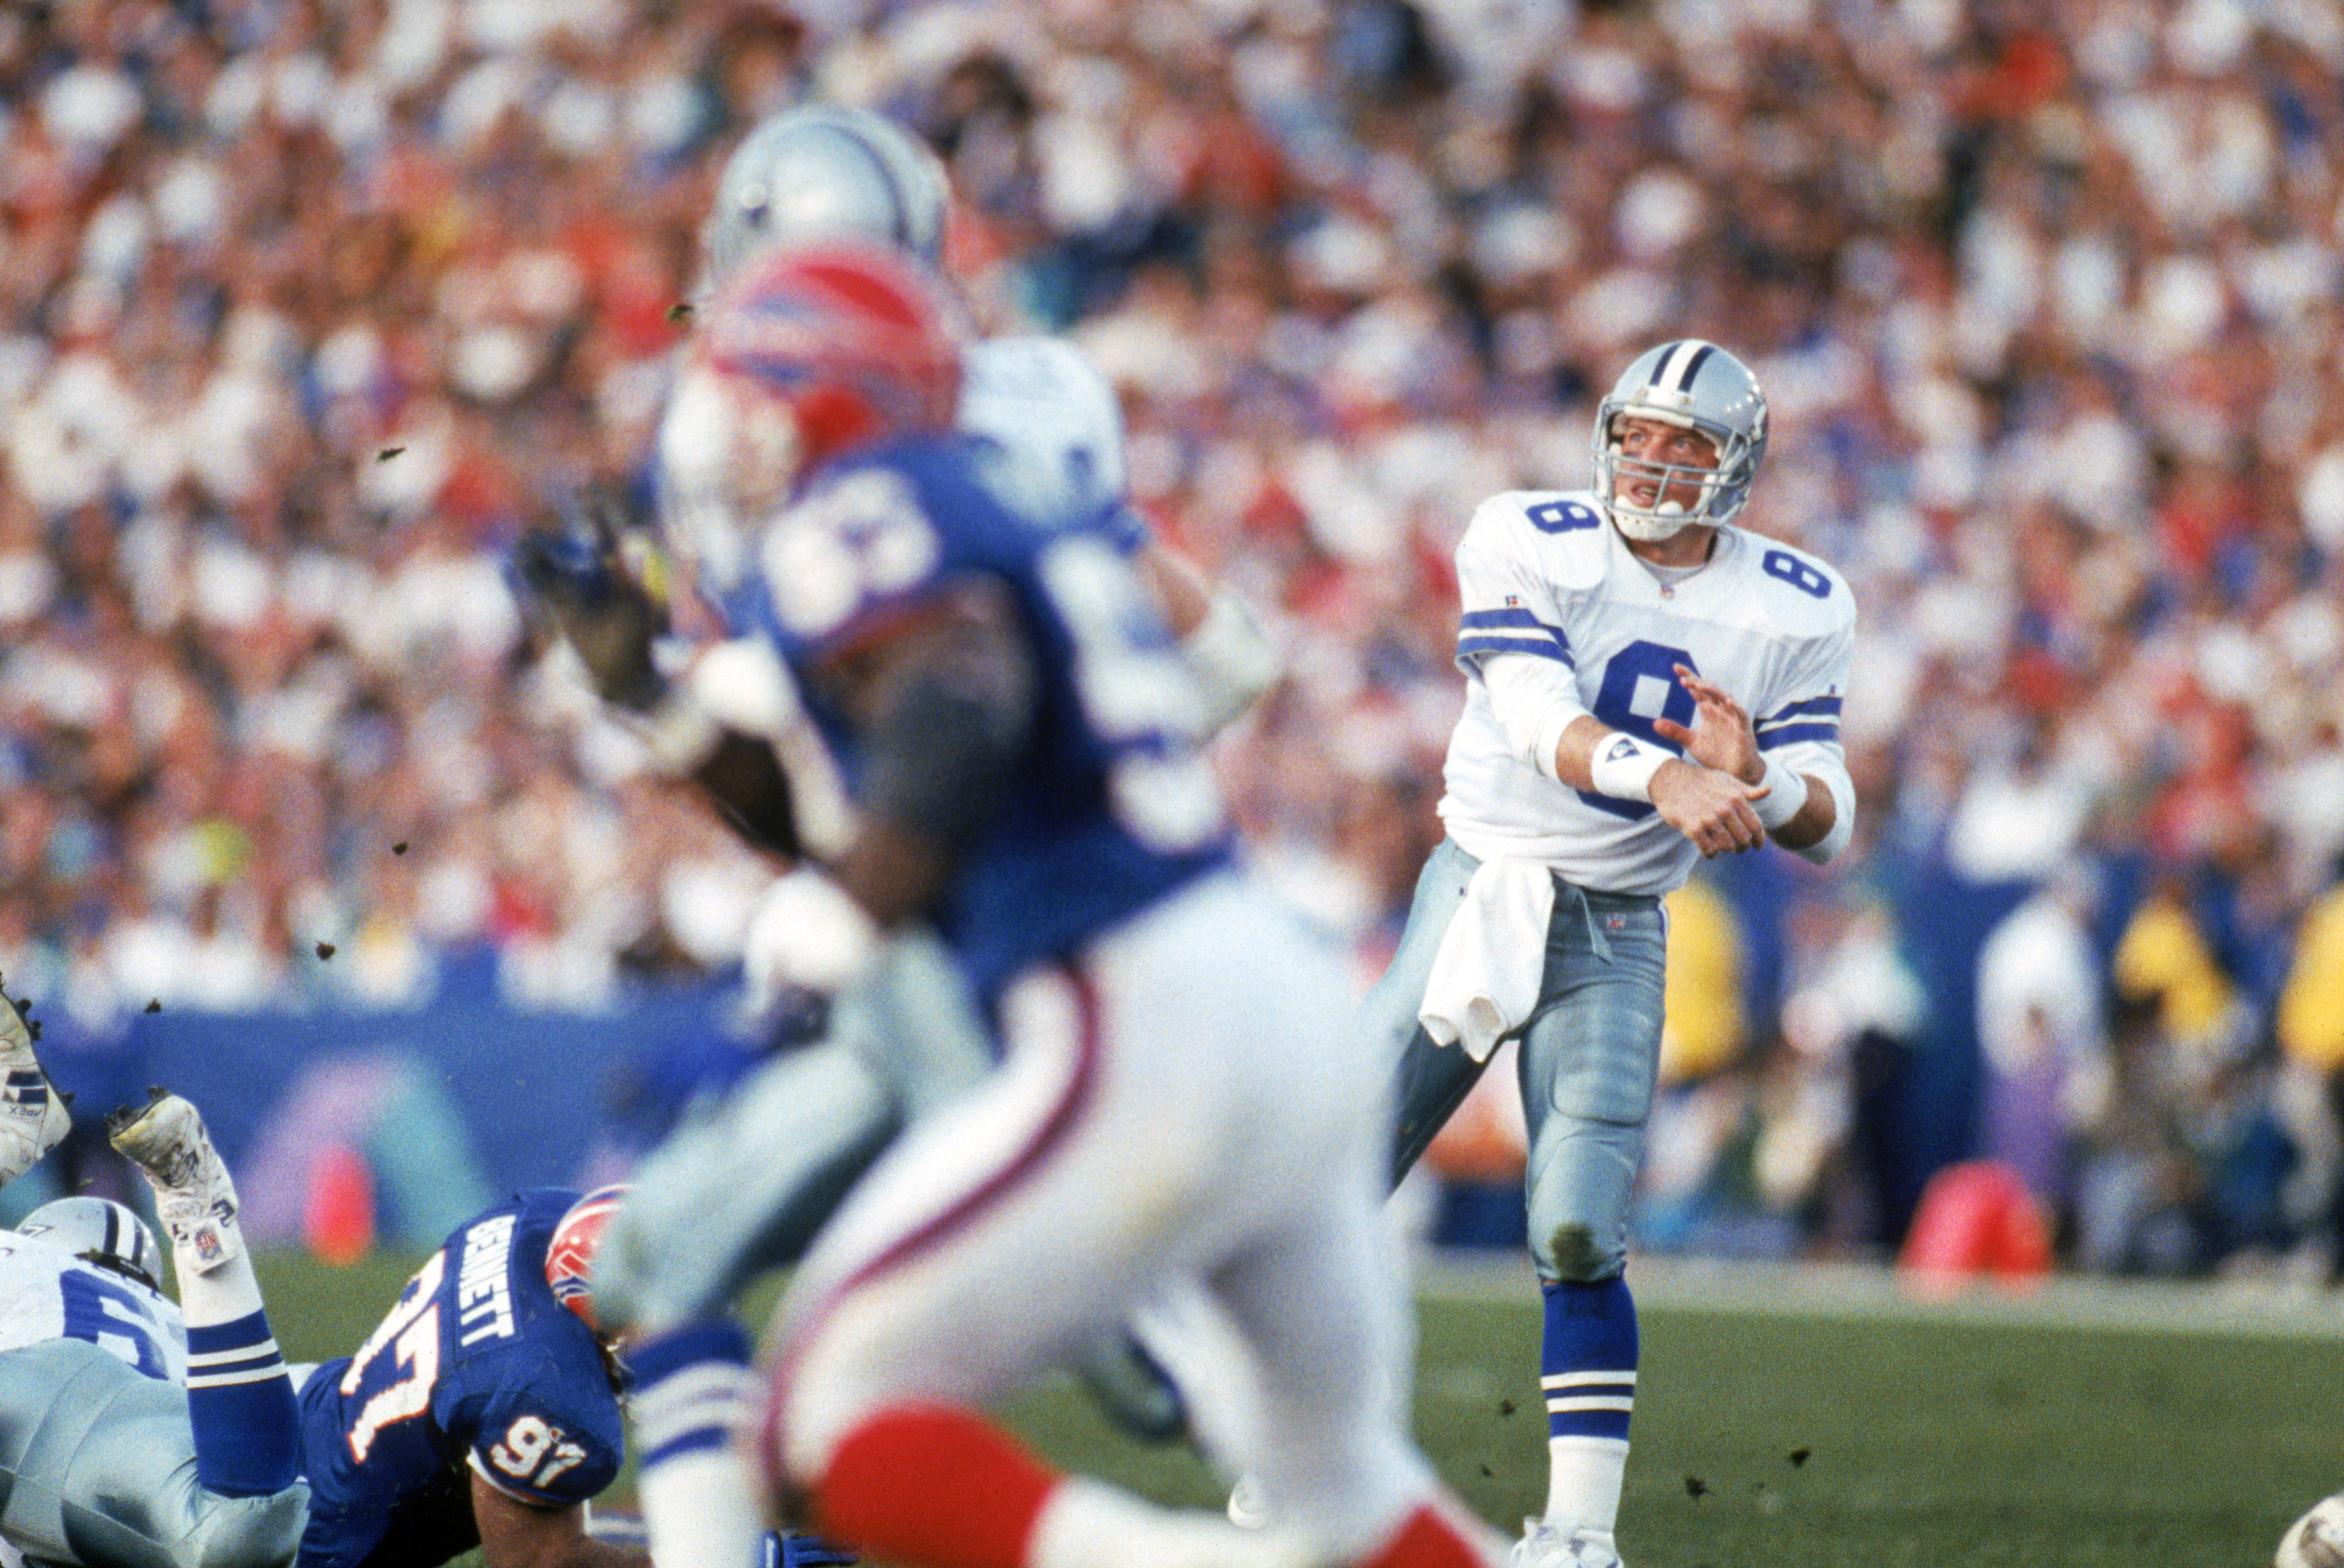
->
xmin=0 ymin=986 xmax=845 ymax=1568
xmin=242 ymin=1169 xmax=850 ymax=1568
xmin=0 ymin=984 xmax=306 ymax=1568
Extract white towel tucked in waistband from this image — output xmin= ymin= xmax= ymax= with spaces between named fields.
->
xmin=1418 ymin=857 xmax=1555 ymax=1062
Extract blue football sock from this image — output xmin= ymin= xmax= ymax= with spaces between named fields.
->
xmin=1538 ymin=1276 xmax=1637 ymax=1533
xmin=630 ymin=1318 xmax=757 ymax=1469
xmin=186 ymin=1309 xmax=299 ymax=1496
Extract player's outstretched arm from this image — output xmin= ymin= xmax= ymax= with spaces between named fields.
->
xmin=1132 ymin=542 xmax=1279 ymax=736
xmin=473 ymin=1473 xmax=649 ymax=1568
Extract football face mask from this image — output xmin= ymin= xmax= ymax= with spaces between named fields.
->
xmin=1591 ymin=339 xmax=1768 ymax=541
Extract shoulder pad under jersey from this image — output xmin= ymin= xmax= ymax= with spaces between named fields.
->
xmin=958 ymin=336 xmax=1127 ymax=516
xmin=1461 ymin=489 xmax=1617 ymax=594
xmin=1721 ymin=527 xmax=1858 ymax=640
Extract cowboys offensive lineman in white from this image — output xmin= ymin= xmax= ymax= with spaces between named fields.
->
xmin=1373 ymin=340 xmax=1855 ymax=1568
xmin=0 ymin=996 xmax=306 ymax=1568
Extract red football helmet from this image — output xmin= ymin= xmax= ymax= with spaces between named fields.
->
xmin=545 ymin=1184 xmax=631 ymax=1333
xmin=699 ymin=241 xmax=964 ymax=484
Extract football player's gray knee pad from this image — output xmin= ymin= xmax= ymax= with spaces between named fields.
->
xmin=1521 ymin=1114 xmax=1643 ymax=1283
xmin=594 ymin=1041 xmax=903 ymax=1335
xmin=1516 ymin=896 xmax=1665 ymax=1285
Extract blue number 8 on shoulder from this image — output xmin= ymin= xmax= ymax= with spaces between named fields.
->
xmin=1527 ymin=499 xmax=1600 ymax=534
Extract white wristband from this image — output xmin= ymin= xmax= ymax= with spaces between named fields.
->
xmin=1587 ymin=732 xmax=1669 ymax=803
xmin=1752 ymin=752 xmax=1806 ymax=831
xmin=1180 ymin=592 xmax=1280 ymax=735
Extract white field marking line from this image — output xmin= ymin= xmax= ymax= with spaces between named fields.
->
xmin=1414 ymin=1249 xmax=2344 ymax=1342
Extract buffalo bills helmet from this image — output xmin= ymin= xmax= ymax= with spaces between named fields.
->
xmin=546 ymin=1184 xmax=631 ymax=1335
xmin=705 ymin=106 xmax=950 ymax=291
xmin=1591 ymin=339 xmax=1769 ymax=540
xmin=700 ymin=241 xmax=963 ymax=488
xmin=21 ymin=1196 xmax=164 ymax=1292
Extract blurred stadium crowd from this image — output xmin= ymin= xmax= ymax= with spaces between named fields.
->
xmin=5 ymin=0 xmax=2344 ymax=1279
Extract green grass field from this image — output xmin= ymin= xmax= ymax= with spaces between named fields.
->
xmin=254 ymin=1250 xmax=2341 ymax=1567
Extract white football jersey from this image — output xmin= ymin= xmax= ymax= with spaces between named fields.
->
xmin=1439 ymin=490 xmax=1855 ymax=896
xmin=657 ymin=333 xmax=1129 ymax=602
xmin=0 ymin=1231 xmax=187 ymax=1381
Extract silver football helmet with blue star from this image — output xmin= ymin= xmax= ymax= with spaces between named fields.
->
xmin=1591 ymin=339 xmax=1769 ymax=541
xmin=704 ymin=106 xmax=949 ymax=291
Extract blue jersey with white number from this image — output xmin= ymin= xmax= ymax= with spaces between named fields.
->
xmin=750 ymin=436 xmax=1232 ymax=1010
xmin=294 ymin=1191 xmax=624 ymax=1568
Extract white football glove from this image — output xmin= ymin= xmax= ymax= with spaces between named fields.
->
xmin=736 ymin=869 xmax=886 ymax=1039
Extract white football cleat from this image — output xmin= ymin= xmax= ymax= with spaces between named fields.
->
xmin=0 ymin=985 xmax=71 ymax=1187
xmin=109 ymin=1089 xmax=244 ymax=1274
xmin=1511 ymin=1518 xmax=1621 ymax=1568
xmin=2278 ymin=1491 xmax=2344 ymax=1568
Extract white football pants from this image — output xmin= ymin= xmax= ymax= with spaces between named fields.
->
xmin=764 ymin=868 xmax=1440 ymax=1557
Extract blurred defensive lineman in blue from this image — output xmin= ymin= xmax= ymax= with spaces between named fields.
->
xmin=1363 ymin=341 xmax=1857 ymax=1568
xmin=288 ymin=1185 xmax=640 ymax=1568
xmin=522 ymin=103 xmax=1268 ymax=1474
xmin=604 ymin=242 xmax=1503 ymax=1568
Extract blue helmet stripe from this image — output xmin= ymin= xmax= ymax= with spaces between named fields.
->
xmin=1648 ymin=339 xmax=1713 ymax=391
xmin=1644 ymin=340 xmax=1683 ymax=387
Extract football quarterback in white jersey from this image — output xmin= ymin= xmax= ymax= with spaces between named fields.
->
xmin=1357 ymin=339 xmax=1855 ymax=1568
